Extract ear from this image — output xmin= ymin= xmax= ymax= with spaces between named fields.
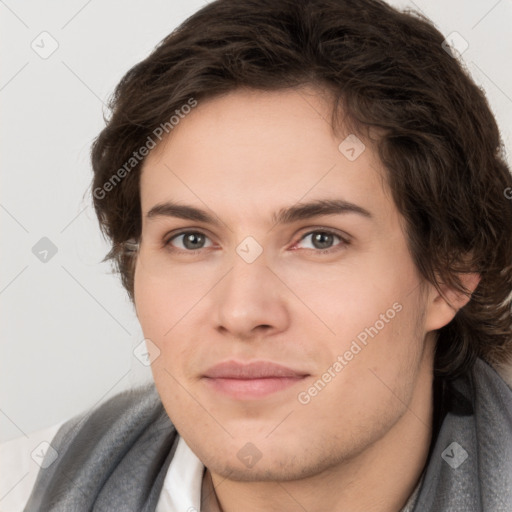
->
xmin=423 ymin=272 xmax=481 ymax=332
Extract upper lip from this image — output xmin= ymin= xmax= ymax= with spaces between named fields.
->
xmin=203 ymin=360 xmax=309 ymax=379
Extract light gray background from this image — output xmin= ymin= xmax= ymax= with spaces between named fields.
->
xmin=1 ymin=0 xmax=511 ymax=442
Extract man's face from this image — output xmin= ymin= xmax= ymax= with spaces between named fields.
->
xmin=134 ymin=87 xmax=439 ymax=481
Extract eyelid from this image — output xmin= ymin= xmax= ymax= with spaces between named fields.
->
xmin=163 ymin=228 xmax=217 ymax=249
xmin=291 ymin=227 xmax=351 ymax=252
xmin=295 ymin=226 xmax=352 ymax=244
xmin=164 ymin=226 xmax=351 ymax=253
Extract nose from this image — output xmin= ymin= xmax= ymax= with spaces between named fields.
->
xmin=212 ymin=253 xmax=290 ymax=340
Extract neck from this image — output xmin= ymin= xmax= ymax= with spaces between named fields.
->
xmin=203 ymin=352 xmax=435 ymax=512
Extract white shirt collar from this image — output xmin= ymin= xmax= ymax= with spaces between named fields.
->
xmin=155 ymin=435 xmax=424 ymax=512
xmin=156 ymin=435 xmax=205 ymax=512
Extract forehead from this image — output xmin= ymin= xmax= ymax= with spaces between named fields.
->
xmin=139 ymin=87 xmax=394 ymax=226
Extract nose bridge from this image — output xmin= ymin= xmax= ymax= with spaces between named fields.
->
xmin=221 ymin=247 xmax=272 ymax=308
xmin=212 ymin=244 xmax=289 ymax=337
xmin=222 ymin=231 xmax=271 ymax=291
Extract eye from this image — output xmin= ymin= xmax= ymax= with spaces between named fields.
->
xmin=294 ymin=229 xmax=349 ymax=252
xmin=164 ymin=231 xmax=214 ymax=251
xmin=162 ymin=228 xmax=349 ymax=254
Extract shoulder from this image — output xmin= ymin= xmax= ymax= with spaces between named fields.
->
xmin=0 ymin=421 xmax=66 ymax=511
xmin=471 ymin=357 xmax=512 ymax=429
xmin=473 ymin=357 xmax=512 ymax=397
xmin=47 ymin=382 xmax=168 ymax=458
xmin=24 ymin=383 xmax=178 ymax=511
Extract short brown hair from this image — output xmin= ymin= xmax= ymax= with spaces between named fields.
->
xmin=90 ymin=0 xmax=512 ymax=379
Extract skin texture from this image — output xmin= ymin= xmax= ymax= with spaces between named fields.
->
xmin=133 ymin=86 xmax=477 ymax=512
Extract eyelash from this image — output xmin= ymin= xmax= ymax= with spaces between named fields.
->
xmin=162 ymin=228 xmax=351 ymax=255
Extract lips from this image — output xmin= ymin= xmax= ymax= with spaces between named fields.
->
xmin=202 ymin=360 xmax=309 ymax=399
xmin=203 ymin=360 xmax=309 ymax=379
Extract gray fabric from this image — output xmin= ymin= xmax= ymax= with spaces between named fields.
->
xmin=24 ymin=384 xmax=179 ymax=511
xmin=24 ymin=357 xmax=512 ymax=511
xmin=411 ymin=358 xmax=512 ymax=511
xmin=400 ymin=471 xmax=424 ymax=512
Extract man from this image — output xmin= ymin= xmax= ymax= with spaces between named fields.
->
xmin=24 ymin=0 xmax=512 ymax=510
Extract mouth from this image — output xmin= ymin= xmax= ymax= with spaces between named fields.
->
xmin=201 ymin=360 xmax=309 ymax=400
xmin=202 ymin=375 xmax=308 ymax=399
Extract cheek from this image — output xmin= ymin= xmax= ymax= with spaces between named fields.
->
xmin=134 ymin=261 xmax=202 ymax=337
xmin=134 ymin=272 xmax=198 ymax=418
xmin=133 ymin=277 xmax=167 ymax=339
xmin=307 ymin=303 xmax=424 ymax=426
xmin=292 ymin=261 xmax=415 ymax=349
xmin=320 ymin=255 xmax=424 ymax=374
xmin=134 ymin=266 xmax=206 ymax=379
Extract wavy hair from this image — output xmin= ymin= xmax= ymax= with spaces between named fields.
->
xmin=89 ymin=0 xmax=512 ymax=379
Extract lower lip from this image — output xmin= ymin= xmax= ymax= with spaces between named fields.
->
xmin=203 ymin=376 xmax=307 ymax=399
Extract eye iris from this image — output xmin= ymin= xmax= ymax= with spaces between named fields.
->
xmin=177 ymin=232 xmax=337 ymax=250
xmin=183 ymin=233 xmax=205 ymax=250
xmin=312 ymin=232 xmax=334 ymax=249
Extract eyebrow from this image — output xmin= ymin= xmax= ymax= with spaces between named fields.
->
xmin=145 ymin=198 xmax=372 ymax=226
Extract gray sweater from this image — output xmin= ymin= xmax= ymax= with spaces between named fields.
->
xmin=24 ymin=358 xmax=512 ymax=511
